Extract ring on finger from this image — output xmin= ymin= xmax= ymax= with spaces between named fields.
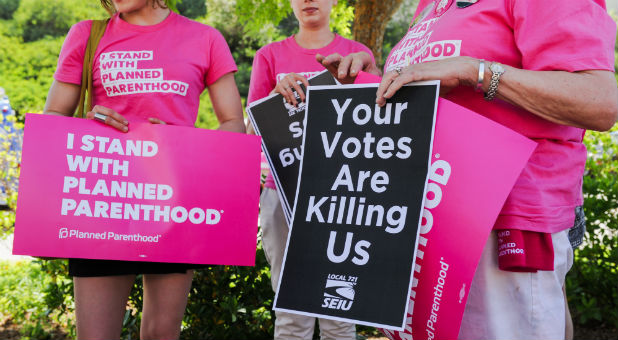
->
xmin=93 ymin=112 xmax=107 ymax=123
xmin=395 ymin=67 xmax=403 ymax=76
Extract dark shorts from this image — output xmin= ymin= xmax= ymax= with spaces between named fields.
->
xmin=68 ymin=259 xmax=205 ymax=277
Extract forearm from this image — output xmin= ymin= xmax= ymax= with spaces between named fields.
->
xmin=484 ymin=65 xmax=618 ymax=131
xmin=218 ymin=117 xmax=246 ymax=133
xmin=43 ymin=110 xmax=73 ymax=116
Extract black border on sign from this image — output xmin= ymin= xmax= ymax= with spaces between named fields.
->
xmin=273 ymin=80 xmax=440 ymax=330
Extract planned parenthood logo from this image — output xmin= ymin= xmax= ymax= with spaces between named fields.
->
xmin=322 ymin=274 xmax=357 ymax=311
xmin=58 ymin=227 xmax=161 ymax=243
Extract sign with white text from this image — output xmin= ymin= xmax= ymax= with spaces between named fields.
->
xmin=247 ymin=71 xmax=337 ymax=223
xmin=13 ymin=114 xmax=261 ymax=265
xmin=274 ymin=83 xmax=439 ymax=329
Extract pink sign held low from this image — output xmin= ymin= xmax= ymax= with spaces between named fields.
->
xmin=13 ymin=114 xmax=261 ymax=265
xmin=353 ymin=72 xmax=536 ymax=338
xmin=381 ymin=99 xmax=537 ymax=340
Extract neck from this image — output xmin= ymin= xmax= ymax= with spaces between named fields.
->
xmin=295 ymin=25 xmax=335 ymax=49
xmin=120 ymin=6 xmax=170 ymax=26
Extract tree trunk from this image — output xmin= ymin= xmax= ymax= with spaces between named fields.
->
xmin=353 ymin=0 xmax=404 ymax=66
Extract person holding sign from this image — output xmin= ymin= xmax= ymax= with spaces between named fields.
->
xmin=247 ymin=0 xmax=374 ymax=338
xmin=43 ymin=0 xmax=244 ymax=339
xmin=318 ymin=0 xmax=617 ymax=339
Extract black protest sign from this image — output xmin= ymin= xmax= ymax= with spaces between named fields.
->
xmin=246 ymin=71 xmax=337 ymax=222
xmin=274 ymin=83 xmax=439 ymax=329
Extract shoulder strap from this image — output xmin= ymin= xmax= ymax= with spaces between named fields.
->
xmin=76 ymin=19 xmax=109 ymax=118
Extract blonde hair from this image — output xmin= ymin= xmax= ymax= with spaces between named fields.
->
xmin=100 ymin=0 xmax=171 ymax=15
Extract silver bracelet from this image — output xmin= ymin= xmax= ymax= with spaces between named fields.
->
xmin=484 ymin=62 xmax=505 ymax=101
xmin=475 ymin=59 xmax=485 ymax=92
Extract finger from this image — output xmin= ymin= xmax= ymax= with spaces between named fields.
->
xmin=148 ymin=117 xmax=167 ymax=125
xmin=92 ymin=105 xmax=128 ymax=126
xmin=277 ymin=79 xmax=296 ymax=106
xmin=349 ymin=55 xmax=366 ymax=77
xmin=320 ymin=53 xmax=342 ymax=77
xmin=382 ymin=76 xmax=406 ymax=101
xmin=88 ymin=110 xmax=128 ymax=132
xmin=284 ymin=84 xmax=298 ymax=107
xmin=107 ymin=118 xmax=129 ymax=132
xmin=319 ymin=53 xmax=342 ymax=67
xmin=338 ymin=55 xmax=355 ymax=79
xmin=291 ymin=75 xmax=309 ymax=102
xmin=376 ymin=72 xmax=399 ymax=106
xmin=290 ymin=81 xmax=305 ymax=103
xmin=383 ymin=69 xmax=417 ymax=100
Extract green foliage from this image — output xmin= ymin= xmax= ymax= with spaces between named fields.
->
xmin=329 ymin=1 xmax=355 ymax=38
xmin=383 ymin=0 xmax=418 ymax=65
xmin=195 ymin=91 xmax=219 ymax=129
xmin=32 ymin=244 xmax=274 ymax=339
xmin=37 ymin=259 xmax=75 ymax=338
xmin=0 ymin=260 xmax=70 ymax=339
xmin=235 ymin=0 xmax=355 ymax=41
xmin=0 ymin=116 xmax=22 ymax=236
xmin=178 ymin=0 xmax=207 ymax=19
xmin=0 ymin=0 xmax=20 ymax=20
xmin=235 ymin=0 xmax=292 ymax=42
xmin=567 ymin=127 xmax=618 ymax=329
xmin=0 ymin=31 xmax=63 ymax=119
xmin=181 ymin=246 xmax=274 ymax=339
xmin=14 ymin=0 xmax=106 ymax=42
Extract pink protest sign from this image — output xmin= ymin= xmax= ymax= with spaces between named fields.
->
xmin=13 ymin=114 xmax=261 ymax=266
xmin=381 ymin=99 xmax=536 ymax=339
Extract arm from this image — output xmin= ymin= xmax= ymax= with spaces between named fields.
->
xmin=376 ymin=56 xmax=618 ymax=131
xmin=43 ymin=80 xmax=81 ymax=117
xmin=44 ymin=80 xmax=130 ymax=131
xmin=208 ymin=72 xmax=246 ymax=133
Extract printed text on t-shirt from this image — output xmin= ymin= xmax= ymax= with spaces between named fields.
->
xmin=100 ymin=51 xmax=189 ymax=97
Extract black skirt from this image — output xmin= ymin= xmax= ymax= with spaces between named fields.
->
xmin=68 ymin=258 xmax=205 ymax=277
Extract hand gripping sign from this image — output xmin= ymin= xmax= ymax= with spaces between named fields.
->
xmin=246 ymin=71 xmax=338 ymax=224
xmin=13 ymin=114 xmax=261 ymax=265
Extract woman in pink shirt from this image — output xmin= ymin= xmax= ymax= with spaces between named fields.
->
xmin=247 ymin=0 xmax=374 ymax=338
xmin=43 ymin=0 xmax=244 ymax=338
xmin=319 ymin=0 xmax=617 ymax=339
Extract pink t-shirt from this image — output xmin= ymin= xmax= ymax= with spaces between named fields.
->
xmin=55 ymin=11 xmax=237 ymax=127
xmin=384 ymin=0 xmax=616 ymax=233
xmin=248 ymin=34 xmax=374 ymax=189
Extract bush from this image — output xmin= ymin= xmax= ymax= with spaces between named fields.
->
xmin=35 ymin=244 xmax=275 ymax=339
xmin=182 ymin=246 xmax=274 ymax=339
xmin=0 ymin=0 xmax=20 ymax=20
xmin=567 ymin=127 xmax=618 ymax=329
xmin=0 ymin=33 xmax=62 ymax=119
xmin=0 ymin=260 xmax=71 ymax=339
xmin=0 ymin=115 xmax=22 ymax=235
xmin=13 ymin=0 xmax=106 ymax=42
xmin=178 ymin=0 xmax=207 ymax=19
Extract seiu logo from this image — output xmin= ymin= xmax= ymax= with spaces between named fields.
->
xmin=322 ymin=277 xmax=356 ymax=311
xmin=59 ymin=228 xmax=68 ymax=239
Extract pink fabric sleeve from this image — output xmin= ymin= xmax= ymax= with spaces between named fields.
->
xmin=54 ymin=20 xmax=92 ymax=85
xmin=247 ymin=49 xmax=276 ymax=104
xmin=510 ymin=0 xmax=616 ymax=72
xmin=204 ymin=28 xmax=238 ymax=86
